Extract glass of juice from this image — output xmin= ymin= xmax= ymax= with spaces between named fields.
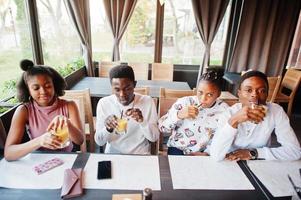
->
xmin=52 ymin=125 xmax=70 ymax=148
xmin=115 ymin=118 xmax=127 ymax=135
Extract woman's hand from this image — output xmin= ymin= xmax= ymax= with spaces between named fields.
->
xmin=38 ymin=132 xmax=62 ymax=149
xmin=225 ymin=149 xmax=252 ymax=161
xmin=47 ymin=115 xmax=69 ymax=132
xmin=177 ymin=106 xmax=199 ymax=119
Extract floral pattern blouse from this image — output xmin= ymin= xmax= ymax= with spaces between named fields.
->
xmin=158 ymin=96 xmax=229 ymax=154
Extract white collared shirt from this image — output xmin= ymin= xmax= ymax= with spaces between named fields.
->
xmin=95 ymin=93 xmax=159 ymax=154
xmin=210 ymin=103 xmax=301 ymax=161
xmin=158 ymin=96 xmax=229 ymax=154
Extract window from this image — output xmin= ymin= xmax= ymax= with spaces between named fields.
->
xmin=162 ymin=0 xmax=231 ymax=66
xmin=90 ymin=0 xmax=114 ymax=62
xmin=210 ymin=3 xmax=231 ymax=65
xmin=37 ymin=0 xmax=81 ymax=68
xmin=287 ymin=12 xmax=301 ymax=69
xmin=0 ymin=0 xmax=32 ymax=100
xmin=120 ymin=0 xmax=156 ymax=63
xmin=162 ymin=0 xmax=203 ymax=65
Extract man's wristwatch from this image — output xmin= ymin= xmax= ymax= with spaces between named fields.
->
xmin=249 ymin=149 xmax=258 ymax=160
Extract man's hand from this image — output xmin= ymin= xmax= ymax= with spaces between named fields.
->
xmin=126 ymin=108 xmax=143 ymax=122
xmin=104 ymin=115 xmax=118 ymax=132
xmin=229 ymin=106 xmax=266 ymax=128
xmin=225 ymin=149 xmax=252 ymax=161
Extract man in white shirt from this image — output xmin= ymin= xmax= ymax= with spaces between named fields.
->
xmin=211 ymin=70 xmax=301 ymax=161
xmin=95 ymin=65 xmax=159 ymax=154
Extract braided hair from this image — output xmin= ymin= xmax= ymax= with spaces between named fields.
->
xmin=198 ymin=71 xmax=222 ymax=91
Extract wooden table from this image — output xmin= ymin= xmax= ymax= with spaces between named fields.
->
xmin=0 ymin=152 xmax=287 ymax=200
xmin=71 ymin=77 xmax=191 ymax=98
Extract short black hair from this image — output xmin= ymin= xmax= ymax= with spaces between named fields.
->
xmin=238 ymin=70 xmax=269 ymax=90
xmin=198 ymin=71 xmax=222 ymax=91
xmin=17 ymin=59 xmax=67 ymax=102
xmin=109 ymin=65 xmax=135 ymax=83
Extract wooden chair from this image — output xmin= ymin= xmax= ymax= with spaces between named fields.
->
xmin=274 ymin=69 xmax=301 ymax=116
xmin=158 ymin=97 xmax=178 ymax=152
xmin=59 ymin=94 xmax=87 ymax=152
xmin=219 ymin=91 xmax=239 ymax=106
xmin=134 ymin=87 xmax=149 ymax=95
xmin=160 ymin=87 xmax=196 ymax=98
xmin=61 ymin=89 xmax=95 ymax=152
xmin=98 ymin=61 xmax=121 ymax=77
xmin=128 ymin=63 xmax=149 ymax=80
xmin=267 ymin=76 xmax=282 ymax=103
xmin=0 ymin=119 xmax=6 ymax=149
xmin=151 ymin=63 xmax=174 ymax=81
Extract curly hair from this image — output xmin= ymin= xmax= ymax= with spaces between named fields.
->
xmin=109 ymin=64 xmax=135 ymax=83
xmin=238 ymin=70 xmax=268 ymax=91
xmin=198 ymin=71 xmax=222 ymax=91
xmin=17 ymin=59 xmax=67 ymax=102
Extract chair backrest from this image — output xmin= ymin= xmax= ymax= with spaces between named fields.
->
xmin=157 ymin=97 xmax=178 ymax=153
xmin=61 ymin=89 xmax=96 ymax=152
xmin=279 ymin=69 xmax=301 ymax=98
xmin=151 ymin=63 xmax=174 ymax=81
xmin=0 ymin=119 xmax=6 ymax=149
xmin=98 ymin=61 xmax=121 ymax=77
xmin=160 ymin=87 xmax=196 ymax=98
xmin=267 ymin=76 xmax=282 ymax=103
xmin=158 ymin=97 xmax=178 ymax=118
xmin=134 ymin=87 xmax=150 ymax=95
xmin=219 ymin=91 xmax=239 ymax=106
xmin=128 ymin=63 xmax=149 ymax=80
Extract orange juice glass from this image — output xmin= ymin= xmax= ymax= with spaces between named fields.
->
xmin=116 ymin=118 xmax=127 ymax=134
xmin=52 ymin=125 xmax=70 ymax=148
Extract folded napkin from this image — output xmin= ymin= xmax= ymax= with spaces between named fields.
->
xmin=61 ymin=168 xmax=83 ymax=199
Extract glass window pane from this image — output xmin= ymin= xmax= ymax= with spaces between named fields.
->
xmin=120 ymin=0 xmax=156 ymax=63
xmin=0 ymin=0 xmax=32 ymax=100
xmin=162 ymin=0 xmax=203 ymax=65
xmin=90 ymin=0 xmax=114 ymax=62
xmin=210 ymin=3 xmax=231 ymax=65
xmin=37 ymin=0 xmax=81 ymax=69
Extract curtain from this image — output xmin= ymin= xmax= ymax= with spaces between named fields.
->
xmin=64 ymin=0 xmax=94 ymax=76
xmin=103 ymin=0 xmax=137 ymax=61
xmin=227 ymin=0 xmax=301 ymax=76
xmin=192 ymin=0 xmax=229 ymax=83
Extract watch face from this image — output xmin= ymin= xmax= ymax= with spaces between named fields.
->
xmin=250 ymin=149 xmax=257 ymax=159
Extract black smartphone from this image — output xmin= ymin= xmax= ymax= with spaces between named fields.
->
xmin=97 ymin=161 xmax=112 ymax=179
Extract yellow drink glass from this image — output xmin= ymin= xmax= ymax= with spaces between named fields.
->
xmin=52 ymin=126 xmax=70 ymax=148
xmin=116 ymin=118 xmax=127 ymax=135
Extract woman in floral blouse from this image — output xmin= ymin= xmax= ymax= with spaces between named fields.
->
xmin=158 ymin=71 xmax=229 ymax=155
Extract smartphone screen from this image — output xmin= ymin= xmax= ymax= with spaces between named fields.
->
xmin=97 ymin=161 xmax=112 ymax=179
